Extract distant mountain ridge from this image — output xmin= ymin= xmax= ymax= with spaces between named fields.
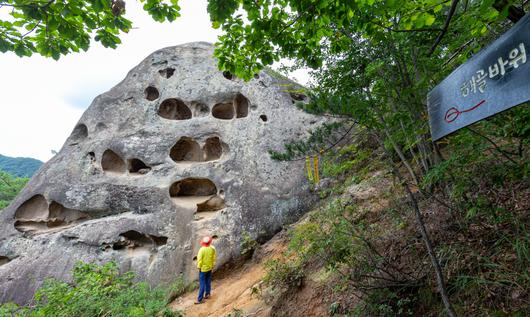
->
xmin=0 ymin=154 xmax=43 ymax=178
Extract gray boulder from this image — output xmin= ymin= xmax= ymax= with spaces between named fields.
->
xmin=0 ymin=42 xmax=323 ymax=304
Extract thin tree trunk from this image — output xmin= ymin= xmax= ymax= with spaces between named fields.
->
xmin=382 ymin=127 xmax=421 ymax=186
xmin=395 ymin=167 xmax=458 ymax=317
xmin=376 ymin=133 xmax=459 ymax=317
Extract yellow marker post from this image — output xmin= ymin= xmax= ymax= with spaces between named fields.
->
xmin=313 ymin=155 xmax=319 ymax=184
xmin=305 ymin=156 xmax=313 ymax=183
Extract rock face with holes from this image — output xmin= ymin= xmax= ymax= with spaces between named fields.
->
xmin=0 ymin=42 xmax=324 ymax=304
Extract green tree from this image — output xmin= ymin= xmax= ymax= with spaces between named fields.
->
xmin=0 ymin=0 xmax=180 ymax=59
xmin=0 ymin=171 xmax=28 ymax=210
xmin=208 ymin=0 xmax=521 ymax=79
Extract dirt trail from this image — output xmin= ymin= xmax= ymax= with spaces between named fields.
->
xmin=170 ymin=235 xmax=286 ymax=317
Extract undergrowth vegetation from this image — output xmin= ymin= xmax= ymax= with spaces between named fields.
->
xmin=266 ymin=122 xmax=529 ymax=316
xmin=0 ymin=262 xmax=183 ymax=317
xmin=261 ymin=3 xmax=530 ymax=315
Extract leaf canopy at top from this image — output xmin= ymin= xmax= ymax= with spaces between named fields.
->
xmin=0 ymin=0 xmax=180 ymax=59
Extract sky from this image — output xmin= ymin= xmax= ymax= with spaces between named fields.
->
xmin=0 ymin=1 xmax=309 ymax=162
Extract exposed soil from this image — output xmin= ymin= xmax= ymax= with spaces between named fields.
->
xmin=171 ymin=235 xmax=289 ymax=317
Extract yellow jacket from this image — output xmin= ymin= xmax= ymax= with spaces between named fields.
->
xmin=197 ymin=245 xmax=216 ymax=272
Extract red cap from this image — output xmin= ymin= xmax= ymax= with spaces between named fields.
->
xmin=201 ymin=236 xmax=212 ymax=247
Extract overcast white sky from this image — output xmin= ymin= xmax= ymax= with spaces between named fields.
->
xmin=0 ymin=1 xmax=308 ymax=162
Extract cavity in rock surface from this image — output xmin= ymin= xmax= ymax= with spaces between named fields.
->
xmin=69 ymin=124 xmax=88 ymax=144
xmin=144 ymin=86 xmax=160 ymax=101
xmin=101 ymin=149 xmax=126 ymax=174
xmin=158 ymin=98 xmax=192 ymax=120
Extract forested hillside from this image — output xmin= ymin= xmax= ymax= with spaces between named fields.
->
xmin=0 ymin=171 xmax=28 ymax=210
xmin=0 ymin=154 xmax=42 ymax=178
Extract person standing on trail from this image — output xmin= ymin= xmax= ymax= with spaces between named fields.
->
xmin=195 ymin=236 xmax=216 ymax=304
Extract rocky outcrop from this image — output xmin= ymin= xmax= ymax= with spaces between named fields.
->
xmin=0 ymin=42 xmax=323 ymax=304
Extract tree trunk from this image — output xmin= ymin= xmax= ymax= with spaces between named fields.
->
xmin=375 ymin=133 xmax=459 ymax=317
xmin=493 ymin=0 xmax=525 ymax=23
xmin=397 ymin=168 xmax=459 ymax=317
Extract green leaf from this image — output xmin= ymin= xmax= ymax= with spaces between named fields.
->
xmin=424 ymin=14 xmax=435 ymax=26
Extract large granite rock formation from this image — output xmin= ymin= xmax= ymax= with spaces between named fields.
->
xmin=0 ymin=42 xmax=322 ymax=304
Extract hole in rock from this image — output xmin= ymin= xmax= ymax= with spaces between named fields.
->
xmin=14 ymin=198 xmax=89 ymax=233
xmin=290 ymin=92 xmax=307 ymax=103
xmin=48 ymin=202 xmax=89 ymax=228
xmin=87 ymin=152 xmax=96 ymax=162
xmin=170 ymin=136 xmax=225 ymax=163
xmin=95 ymin=122 xmax=107 ymax=132
xmin=170 ymin=137 xmax=202 ymax=162
xmin=144 ymin=86 xmax=159 ymax=101
xmin=254 ymin=74 xmax=260 ymax=79
xmin=259 ymin=114 xmax=268 ymax=122
xmin=120 ymin=230 xmax=152 ymax=247
xmin=196 ymin=196 xmax=225 ymax=212
xmin=112 ymin=243 xmax=126 ymax=251
xmin=128 ymin=158 xmax=151 ymax=175
xmin=0 ymin=256 xmax=10 ymax=266
xmin=170 ymin=178 xmax=217 ymax=197
xmin=152 ymin=235 xmax=168 ymax=246
xmin=101 ymin=149 xmax=126 ymax=174
xmin=112 ymin=230 xmax=167 ymax=251
xmin=203 ymin=137 xmax=222 ymax=161
xmin=14 ymin=195 xmax=48 ymax=222
xmin=212 ymin=102 xmax=234 ymax=120
xmin=14 ymin=221 xmax=48 ymax=233
xmin=170 ymin=178 xmax=225 ymax=216
xmin=235 ymin=94 xmax=249 ymax=118
xmin=158 ymin=98 xmax=192 ymax=120
xmin=159 ymin=67 xmax=175 ymax=79
xmin=83 ymin=152 xmax=98 ymax=174
xmin=222 ymin=71 xmax=233 ymax=80
xmin=69 ymin=124 xmax=88 ymax=144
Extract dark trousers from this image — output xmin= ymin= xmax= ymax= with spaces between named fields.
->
xmin=197 ymin=270 xmax=212 ymax=302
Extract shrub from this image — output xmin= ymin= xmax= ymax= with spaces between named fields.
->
xmin=240 ymin=231 xmax=259 ymax=258
xmin=0 ymin=261 xmax=182 ymax=317
xmin=166 ymin=274 xmax=196 ymax=303
xmin=225 ymin=308 xmax=243 ymax=317
xmin=263 ymin=259 xmax=305 ymax=290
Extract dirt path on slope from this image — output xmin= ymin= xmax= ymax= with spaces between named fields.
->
xmin=170 ymin=235 xmax=286 ymax=317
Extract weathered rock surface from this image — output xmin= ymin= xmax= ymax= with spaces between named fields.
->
xmin=0 ymin=42 xmax=323 ymax=304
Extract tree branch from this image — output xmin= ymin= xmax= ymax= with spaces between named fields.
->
xmin=21 ymin=21 xmax=41 ymax=38
xmin=274 ymin=121 xmax=357 ymax=162
xmin=467 ymin=127 xmax=518 ymax=164
xmin=428 ymin=0 xmax=460 ymax=56
xmin=442 ymin=38 xmax=474 ymax=67
xmin=370 ymin=20 xmax=442 ymax=33
xmin=390 ymin=27 xmax=443 ymax=33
